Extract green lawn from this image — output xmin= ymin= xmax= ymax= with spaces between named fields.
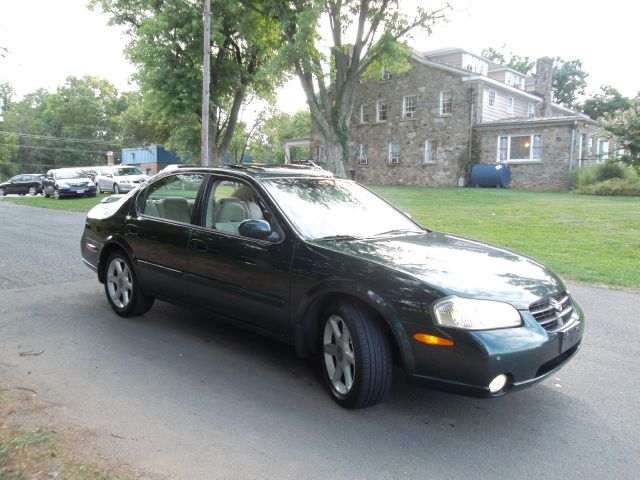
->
xmin=1 ymin=193 xmax=108 ymax=212
xmin=371 ymin=186 xmax=640 ymax=291
xmin=3 ymin=187 xmax=639 ymax=290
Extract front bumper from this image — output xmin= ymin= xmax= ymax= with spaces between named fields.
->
xmin=58 ymin=185 xmax=97 ymax=196
xmin=404 ymin=307 xmax=585 ymax=397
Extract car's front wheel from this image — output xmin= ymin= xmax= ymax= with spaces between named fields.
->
xmin=28 ymin=186 xmax=37 ymax=196
xmin=320 ymin=302 xmax=393 ymax=409
xmin=0 ymin=187 xmax=5 ymax=196
xmin=114 ymin=183 xmax=121 ymax=194
xmin=104 ymin=252 xmax=154 ymax=317
xmin=53 ymin=189 xmax=60 ymax=199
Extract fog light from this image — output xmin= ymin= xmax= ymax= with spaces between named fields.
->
xmin=489 ymin=374 xmax=508 ymax=393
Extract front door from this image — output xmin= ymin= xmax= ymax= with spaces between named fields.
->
xmin=187 ymin=178 xmax=292 ymax=335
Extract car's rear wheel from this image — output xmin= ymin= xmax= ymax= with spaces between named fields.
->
xmin=104 ymin=252 xmax=154 ymax=317
xmin=53 ymin=189 xmax=60 ymax=199
xmin=114 ymin=183 xmax=120 ymax=194
xmin=96 ymin=183 xmax=101 ymax=194
xmin=28 ymin=186 xmax=37 ymax=196
xmin=320 ymin=302 xmax=393 ymax=408
xmin=0 ymin=187 xmax=5 ymax=196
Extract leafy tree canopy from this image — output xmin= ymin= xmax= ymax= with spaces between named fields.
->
xmin=603 ymin=92 xmax=640 ymax=168
xmin=481 ymin=46 xmax=534 ymax=75
xmin=250 ymin=110 xmax=310 ymax=163
xmin=582 ymin=85 xmax=630 ymax=120
xmin=552 ymin=57 xmax=588 ymax=108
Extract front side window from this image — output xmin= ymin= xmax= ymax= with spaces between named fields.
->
xmin=440 ymin=91 xmax=452 ymax=115
xmin=424 ymin=139 xmax=438 ymax=163
xmin=497 ymin=135 xmax=543 ymax=162
xmin=376 ymin=100 xmax=387 ymax=121
xmin=403 ymin=95 xmax=417 ymax=119
xmin=202 ymin=179 xmax=281 ymax=241
xmin=360 ymin=104 xmax=369 ymax=123
xmin=140 ymin=173 xmax=205 ymax=223
xmin=260 ymin=178 xmax=422 ymax=241
xmin=388 ymin=142 xmax=400 ymax=164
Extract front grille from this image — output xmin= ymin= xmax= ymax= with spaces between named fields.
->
xmin=529 ymin=292 xmax=576 ymax=332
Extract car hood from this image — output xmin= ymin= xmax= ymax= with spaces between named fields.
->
xmin=57 ymin=179 xmax=93 ymax=186
xmin=310 ymin=232 xmax=566 ymax=309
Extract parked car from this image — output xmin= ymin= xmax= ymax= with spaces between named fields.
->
xmin=42 ymin=169 xmax=97 ymax=199
xmin=0 ymin=174 xmax=44 ymax=196
xmin=80 ymin=165 xmax=584 ymax=409
xmin=94 ymin=166 xmax=149 ymax=194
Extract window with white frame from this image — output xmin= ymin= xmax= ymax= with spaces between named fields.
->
xmin=440 ymin=91 xmax=452 ymax=115
xmin=507 ymin=96 xmax=514 ymax=114
xmin=360 ymin=104 xmax=369 ymax=123
xmin=488 ymin=89 xmax=497 ymax=107
xmin=528 ymin=102 xmax=535 ymax=118
xmin=376 ymin=100 xmax=387 ymax=121
xmin=424 ymin=139 xmax=438 ymax=164
xmin=497 ymin=134 xmax=542 ymax=162
xmin=381 ymin=68 xmax=392 ymax=81
xmin=388 ymin=142 xmax=400 ymax=164
xmin=403 ymin=95 xmax=417 ymax=119
xmin=597 ymin=139 xmax=609 ymax=162
xmin=359 ymin=144 xmax=368 ymax=165
xmin=505 ymin=71 xmax=525 ymax=90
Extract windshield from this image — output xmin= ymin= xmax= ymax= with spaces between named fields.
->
xmin=55 ymin=170 xmax=88 ymax=180
xmin=261 ymin=178 xmax=423 ymax=240
xmin=115 ymin=167 xmax=143 ymax=176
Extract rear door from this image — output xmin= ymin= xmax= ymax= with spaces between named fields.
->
xmin=124 ymin=172 xmax=206 ymax=301
xmin=187 ymin=177 xmax=293 ymax=335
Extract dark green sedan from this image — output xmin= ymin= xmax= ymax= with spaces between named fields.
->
xmin=80 ymin=165 xmax=584 ymax=408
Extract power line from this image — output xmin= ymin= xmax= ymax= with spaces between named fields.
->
xmin=0 ymin=130 xmax=121 ymax=145
xmin=0 ymin=142 xmax=107 ymax=154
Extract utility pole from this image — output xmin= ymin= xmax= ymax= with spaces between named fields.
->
xmin=201 ymin=0 xmax=211 ymax=166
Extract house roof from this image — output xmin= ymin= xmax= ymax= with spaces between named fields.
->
xmin=475 ymin=115 xmax=599 ymax=130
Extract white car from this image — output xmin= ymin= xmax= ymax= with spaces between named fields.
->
xmin=95 ymin=166 xmax=149 ymax=194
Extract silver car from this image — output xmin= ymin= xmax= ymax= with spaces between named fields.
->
xmin=95 ymin=166 xmax=149 ymax=194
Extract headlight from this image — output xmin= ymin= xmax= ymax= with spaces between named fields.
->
xmin=120 ymin=180 xmax=130 ymax=184
xmin=432 ymin=296 xmax=521 ymax=330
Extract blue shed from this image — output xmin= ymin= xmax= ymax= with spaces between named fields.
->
xmin=121 ymin=144 xmax=183 ymax=176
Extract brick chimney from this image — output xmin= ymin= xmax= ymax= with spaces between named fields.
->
xmin=107 ymin=151 xmax=115 ymax=166
xmin=534 ymin=57 xmax=554 ymax=117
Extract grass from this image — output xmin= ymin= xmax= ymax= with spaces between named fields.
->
xmin=2 ymin=187 xmax=639 ymax=290
xmin=371 ymin=186 xmax=640 ymax=291
xmin=1 ymin=193 xmax=108 ymax=212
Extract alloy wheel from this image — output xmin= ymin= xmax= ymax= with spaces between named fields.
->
xmin=323 ymin=314 xmax=356 ymax=395
xmin=28 ymin=186 xmax=37 ymax=195
xmin=106 ymin=257 xmax=133 ymax=309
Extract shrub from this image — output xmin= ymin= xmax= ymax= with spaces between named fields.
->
xmin=579 ymin=177 xmax=640 ymax=196
xmin=596 ymin=162 xmax=627 ymax=182
xmin=570 ymin=165 xmax=598 ymax=188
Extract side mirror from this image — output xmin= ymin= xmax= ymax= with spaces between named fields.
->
xmin=238 ymin=219 xmax=272 ymax=239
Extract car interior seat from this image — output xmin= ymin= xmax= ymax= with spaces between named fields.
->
xmin=158 ymin=197 xmax=192 ymax=223
xmin=215 ymin=197 xmax=246 ymax=233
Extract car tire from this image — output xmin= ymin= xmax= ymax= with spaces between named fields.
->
xmin=320 ymin=301 xmax=393 ymax=409
xmin=0 ymin=187 xmax=5 ymax=196
xmin=96 ymin=183 xmax=101 ymax=194
xmin=104 ymin=251 xmax=154 ymax=317
xmin=53 ymin=189 xmax=60 ymax=200
xmin=28 ymin=186 xmax=38 ymax=196
xmin=114 ymin=183 xmax=121 ymax=194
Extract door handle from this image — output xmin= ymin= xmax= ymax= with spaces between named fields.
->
xmin=126 ymin=224 xmax=139 ymax=236
xmin=190 ymin=239 xmax=209 ymax=252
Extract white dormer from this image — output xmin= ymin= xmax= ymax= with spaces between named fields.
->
xmin=505 ymin=71 xmax=526 ymax=90
xmin=462 ymin=53 xmax=488 ymax=75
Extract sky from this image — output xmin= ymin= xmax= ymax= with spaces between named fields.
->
xmin=1 ymin=0 xmax=638 ymax=116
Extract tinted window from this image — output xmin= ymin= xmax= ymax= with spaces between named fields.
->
xmin=115 ymin=167 xmax=143 ymax=176
xmin=140 ymin=173 xmax=205 ymax=223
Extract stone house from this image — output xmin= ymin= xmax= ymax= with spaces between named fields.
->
xmin=311 ymin=48 xmax=608 ymax=189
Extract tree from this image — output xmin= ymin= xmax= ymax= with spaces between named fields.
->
xmin=582 ymin=86 xmax=630 ymax=120
xmin=264 ymin=0 xmax=447 ymax=177
xmin=552 ymin=58 xmax=588 ymax=109
xmin=481 ymin=47 xmax=534 ymax=75
xmin=92 ymin=0 xmax=285 ymax=165
xmin=603 ymin=92 xmax=640 ymax=168
xmin=250 ymin=110 xmax=310 ymax=163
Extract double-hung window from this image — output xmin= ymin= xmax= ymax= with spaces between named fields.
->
xmin=388 ymin=142 xmax=400 ymax=164
xmin=497 ymin=134 xmax=543 ymax=162
xmin=381 ymin=68 xmax=392 ymax=81
xmin=488 ymin=89 xmax=497 ymax=107
xmin=359 ymin=144 xmax=368 ymax=165
xmin=440 ymin=91 xmax=452 ymax=115
xmin=360 ymin=104 xmax=369 ymax=123
xmin=403 ymin=95 xmax=417 ymax=119
xmin=376 ymin=100 xmax=387 ymax=121
xmin=424 ymin=139 xmax=438 ymax=164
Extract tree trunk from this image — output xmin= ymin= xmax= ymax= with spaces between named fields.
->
xmin=321 ymin=134 xmax=347 ymax=178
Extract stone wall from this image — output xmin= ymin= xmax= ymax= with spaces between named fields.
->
xmin=476 ymin=124 xmax=577 ymax=190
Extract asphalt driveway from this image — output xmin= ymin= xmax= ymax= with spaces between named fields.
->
xmin=0 ymin=202 xmax=638 ymax=479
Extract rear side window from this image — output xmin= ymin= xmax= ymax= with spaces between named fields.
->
xmin=139 ymin=173 xmax=205 ymax=224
